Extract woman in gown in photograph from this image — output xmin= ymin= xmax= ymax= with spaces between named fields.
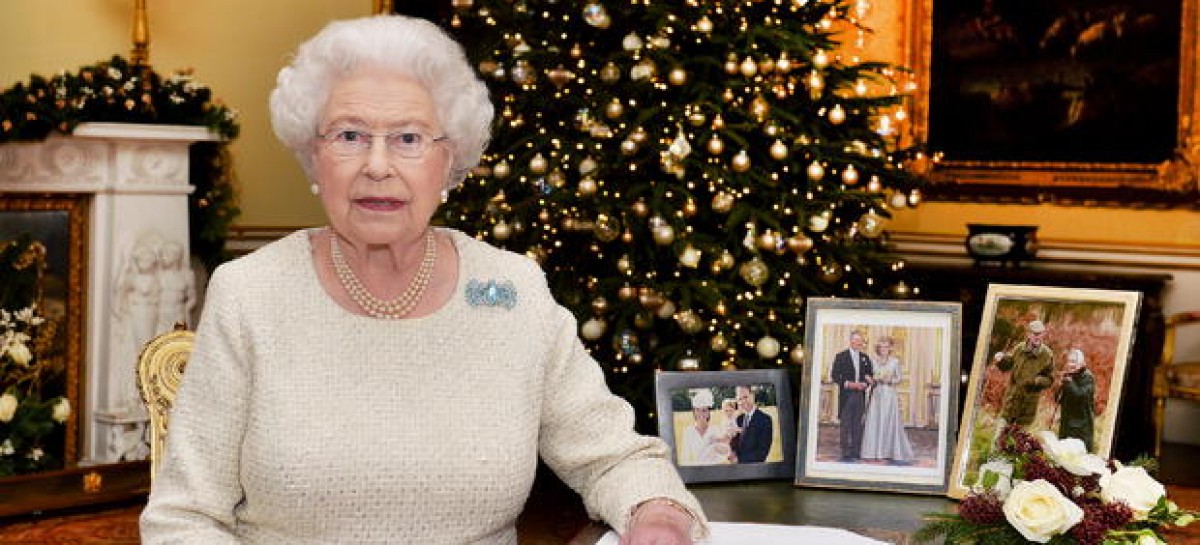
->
xmin=861 ymin=336 xmax=915 ymax=464
xmin=678 ymin=389 xmax=730 ymax=466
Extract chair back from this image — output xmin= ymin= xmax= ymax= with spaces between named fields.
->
xmin=135 ymin=324 xmax=194 ymax=480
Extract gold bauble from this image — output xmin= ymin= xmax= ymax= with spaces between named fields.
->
xmin=600 ymin=62 xmax=622 ymax=83
xmin=630 ymin=127 xmax=649 ymax=144
xmin=712 ymin=115 xmax=726 ymax=130
xmin=617 ymin=254 xmax=633 ymax=274
xmin=618 ymin=284 xmax=637 ymax=300
xmin=858 ymin=212 xmax=885 ymax=238
xmin=652 ymin=223 xmax=676 ymax=246
xmin=828 ymin=104 xmax=847 ymax=125
xmin=620 ymin=139 xmax=639 ymax=155
xmin=591 ymin=296 xmax=610 ymax=314
xmin=724 ymin=53 xmax=739 ymax=75
xmin=547 ymin=169 xmax=567 ymax=188
xmin=530 ymin=153 xmax=549 ymax=174
xmin=739 ymin=56 xmax=758 ymax=77
xmin=478 ymin=59 xmax=499 ymax=75
xmin=605 ymin=99 xmax=625 ymax=119
xmin=889 ymin=191 xmax=908 ymax=209
xmin=594 ymin=214 xmax=620 ymax=242
xmin=687 ymin=110 xmax=707 ymax=126
xmin=909 ymin=189 xmax=923 ymax=206
xmin=808 ymin=213 xmax=830 ymax=233
xmin=546 ymin=65 xmax=574 ymax=88
xmin=578 ymin=176 xmax=598 ymax=196
xmin=739 ymin=257 xmax=770 ymax=287
xmin=819 ymin=262 xmax=843 ymax=284
xmin=493 ymin=160 xmax=511 ymax=178
xmin=697 ymin=15 xmax=714 ymax=33
xmin=622 ymin=230 xmax=634 ymax=243
xmin=675 ymin=310 xmax=704 ymax=334
xmin=841 ymin=164 xmax=859 ymax=185
xmin=750 ymin=96 xmax=770 ymax=120
xmin=638 ymin=291 xmax=664 ymax=311
xmin=538 ymin=209 xmax=551 ymax=223
xmin=581 ymin=317 xmax=607 ymax=341
xmin=492 ymin=220 xmax=513 ymax=241
xmin=893 ymin=280 xmax=912 ymax=298
xmin=718 ymin=250 xmax=736 ymax=270
xmin=867 ymin=175 xmax=883 ymax=192
xmin=806 ymin=160 xmax=825 ymax=181
xmin=711 ymin=332 xmax=729 ymax=352
xmin=756 ymin=231 xmax=778 ymax=252
xmin=657 ymin=300 xmax=676 ymax=319
xmin=764 ymin=123 xmax=780 ymax=137
xmin=714 ymin=301 xmax=727 ymax=316
xmin=679 ymin=244 xmax=702 ymax=268
xmin=756 ymin=336 xmax=781 ymax=359
xmin=579 ymin=156 xmax=599 ymax=175
xmin=759 ymin=57 xmax=776 ymax=74
xmin=683 ymin=199 xmax=698 ymax=217
xmin=668 ymin=67 xmax=688 ymax=86
xmin=790 ymin=344 xmax=806 ymax=364
xmin=770 ymin=140 xmax=789 ymax=160
xmin=632 ymin=200 xmax=650 ymax=217
xmin=786 ymin=234 xmax=814 ymax=253
xmin=731 ymin=150 xmax=751 ymax=172
xmin=711 ymin=192 xmax=735 ymax=213
xmin=722 ymin=88 xmax=735 ymax=102
xmin=706 ymin=135 xmax=725 ymax=155
xmin=813 ymin=49 xmax=831 ymax=69
xmin=569 ymin=43 xmax=583 ymax=58
xmin=776 ymin=54 xmax=793 ymax=73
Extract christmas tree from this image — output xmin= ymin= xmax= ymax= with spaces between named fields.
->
xmin=438 ymin=0 xmax=929 ymax=428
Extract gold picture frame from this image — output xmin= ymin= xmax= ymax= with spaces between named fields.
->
xmin=905 ymin=0 xmax=1200 ymax=206
xmin=949 ymin=284 xmax=1141 ymax=499
xmin=0 ymin=194 xmax=88 ymax=470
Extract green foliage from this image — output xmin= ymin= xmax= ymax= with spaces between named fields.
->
xmin=0 ymin=55 xmax=241 ymax=271
xmin=439 ymin=0 xmax=928 ymax=428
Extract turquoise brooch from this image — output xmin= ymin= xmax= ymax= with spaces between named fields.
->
xmin=465 ymin=279 xmax=517 ymax=309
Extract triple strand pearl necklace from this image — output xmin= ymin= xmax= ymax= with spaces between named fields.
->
xmin=329 ymin=229 xmax=437 ymax=319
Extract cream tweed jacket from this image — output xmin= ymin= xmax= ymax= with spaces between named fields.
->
xmin=139 ymin=228 xmax=706 ymax=544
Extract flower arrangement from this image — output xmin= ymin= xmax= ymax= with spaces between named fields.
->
xmin=915 ymin=425 xmax=1196 ymax=544
xmin=0 ymin=236 xmax=71 ymax=477
xmin=0 ymin=55 xmax=240 ymax=270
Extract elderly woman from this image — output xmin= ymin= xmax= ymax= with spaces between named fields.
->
xmin=139 ymin=15 xmax=705 ymax=545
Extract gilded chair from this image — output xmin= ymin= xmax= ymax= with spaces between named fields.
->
xmin=1153 ymin=310 xmax=1200 ymax=457
xmin=135 ymin=323 xmax=194 ymax=480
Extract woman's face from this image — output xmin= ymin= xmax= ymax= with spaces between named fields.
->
xmin=692 ymin=407 xmax=711 ymax=424
xmin=311 ymin=66 xmax=451 ymax=248
xmin=877 ymin=341 xmax=892 ymax=356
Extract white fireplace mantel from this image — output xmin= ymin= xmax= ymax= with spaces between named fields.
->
xmin=0 ymin=122 xmax=217 ymax=464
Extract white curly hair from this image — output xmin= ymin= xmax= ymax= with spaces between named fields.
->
xmin=269 ymin=15 xmax=493 ymax=188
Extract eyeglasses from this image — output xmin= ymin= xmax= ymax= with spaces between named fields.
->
xmin=317 ymin=127 xmax=449 ymax=160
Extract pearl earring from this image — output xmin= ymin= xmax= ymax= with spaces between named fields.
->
xmin=310 ymin=182 xmax=320 ymax=195
xmin=440 ymin=189 xmax=450 ymax=203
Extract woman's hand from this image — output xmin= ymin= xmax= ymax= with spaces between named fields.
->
xmin=620 ymin=500 xmax=695 ymax=545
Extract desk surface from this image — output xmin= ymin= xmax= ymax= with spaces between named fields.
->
xmin=690 ymin=480 xmax=953 ymax=543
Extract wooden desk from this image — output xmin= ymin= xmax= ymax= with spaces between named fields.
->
xmin=905 ymin=264 xmax=1171 ymax=460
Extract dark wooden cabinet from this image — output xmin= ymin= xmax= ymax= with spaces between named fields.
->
xmin=905 ymin=263 xmax=1171 ymax=460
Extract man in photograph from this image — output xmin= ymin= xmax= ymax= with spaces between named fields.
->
xmin=993 ymin=319 xmax=1055 ymax=427
xmin=830 ymin=329 xmax=874 ymax=462
xmin=733 ymin=385 xmax=773 ymax=463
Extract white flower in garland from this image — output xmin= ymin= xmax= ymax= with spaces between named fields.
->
xmin=1100 ymin=464 xmax=1167 ymax=521
xmin=52 ymin=398 xmax=71 ymax=424
xmin=1002 ymin=479 xmax=1084 ymax=543
xmin=0 ymin=393 xmax=17 ymax=422
xmin=1037 ymin=430 xmax=1109 ymax=477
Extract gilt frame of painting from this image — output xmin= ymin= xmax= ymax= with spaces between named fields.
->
xmin=655 ymin=369 xmax=795 ymax=484
xmin=948 ymin=284 xmax=1141 ymax=499
xmin=904 ymin=0 xmax=1200 ymax=205
xmin=0 ymin=194 xmax=88 ymax=471
xmin=796 ymin=298 xmax=963 ymax=495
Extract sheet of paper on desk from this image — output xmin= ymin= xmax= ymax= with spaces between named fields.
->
xmin=596 ymin=522 xmax=889 ymax=544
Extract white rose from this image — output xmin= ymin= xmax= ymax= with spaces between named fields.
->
xmin=973 ymin=459 xmax=1014 ymax=499
xmin=1038 ymin=430 xmax=1108 ymax=476
xmin=1100 ymin=465 xmax=1166 ymax=520
xmin=1002 ymin=479 xmax=1084 ymax=543
xmin=0 ymin=393 xmax=17 ymax=423
xmin=6 ymin=341 xmax=32 ymax=366
xmin=1136 ymin=532 xmax=1166 ymax=545
xmin=52 ymin=398 xmax=71 ymax=423
xmin=0 ymin=439 xmax=13 ymax=455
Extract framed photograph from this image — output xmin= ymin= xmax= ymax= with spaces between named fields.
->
xmin=948 ymin=284 xmax=1141 ymax=498
xmin=796 ymin=298 xmax=963 ymax=495
xmin=905 ymin=0 xmax=1200 ymax=205
xmin=0 ymin=194 xmax=88 ymax=471
xmin=655 ymin=369 xmax=795 ymax=483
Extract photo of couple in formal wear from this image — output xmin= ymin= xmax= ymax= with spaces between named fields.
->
xmin=672 ymin=384 xmax=782 ymax=467
xmin=952 ymin=288 xmax=1140 ymax=496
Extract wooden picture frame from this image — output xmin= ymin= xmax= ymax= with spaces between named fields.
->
xmin=905 ymin=0 xmax=1200 ymax=205
xmin=655 ymin=369 xmax=795 ymax=484
xmin=0 ymin=194 xmax=88 ymax=472
xmin=949 ymin=284 xmax=1141 ymax=498
xmin=796 ymin=298 xmax=962 ymax=495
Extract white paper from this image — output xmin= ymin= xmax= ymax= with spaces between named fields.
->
xmin=595 ymin=521 xmax=891 ymax=544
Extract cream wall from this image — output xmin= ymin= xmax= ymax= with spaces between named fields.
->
xmin=0 ymin=0 xmax=367 ymax=227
